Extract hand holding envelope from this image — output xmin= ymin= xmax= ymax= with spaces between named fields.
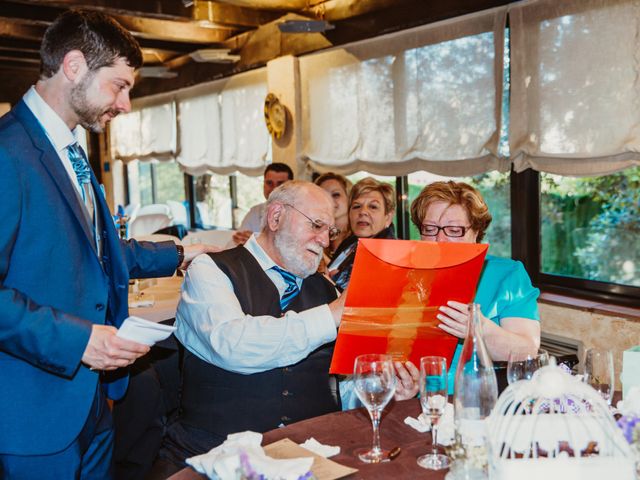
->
xmin=329 ymin=239 xmax=488 ymax=374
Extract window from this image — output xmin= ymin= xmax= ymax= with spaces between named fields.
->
xmin=540 ymin=167 xmax=640 ymax=288
xmin=233 ymin=172 xmax=264 ymax=228
xmin=154 ymin=161 xmax=185 ymax=205
xmin=194 ymin=173 xmax=232 ymax=229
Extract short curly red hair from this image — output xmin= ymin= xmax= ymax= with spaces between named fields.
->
xmin=410 ymin=181 xmax=492 ymax=242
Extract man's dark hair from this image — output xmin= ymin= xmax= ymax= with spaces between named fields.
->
xmin=264 ymin=162 xmax=294 ymax=180
xmin=40 ymin=9 xmax=143 ymax=78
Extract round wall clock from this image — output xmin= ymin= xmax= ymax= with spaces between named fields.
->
xmin=264 ymin=93 xmax=287 ymax=139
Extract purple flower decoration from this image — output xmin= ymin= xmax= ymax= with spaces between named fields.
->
xmin=617 ymin=414 xmax=640 ymax=444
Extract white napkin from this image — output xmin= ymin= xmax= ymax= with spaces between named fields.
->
xmin=617 ymin=386 xmax=640 ymax=414
xmin=404 ymin=402 xmax=455 ymax=445
xmin=299 ymin=437 xmax=340 ymax=458
xmin=187 ymin=431 xmax=313 ymax=480
xmin=116 ymin=315 xmax=175 ymax=346
xmin=129 ymin=297 xmax=155 ymax=308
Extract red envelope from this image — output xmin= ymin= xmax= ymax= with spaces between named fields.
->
xmin=329 ymin=238 xmax=488 ymax=374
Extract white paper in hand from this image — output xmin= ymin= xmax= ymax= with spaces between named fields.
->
xmin=116 ymin=316 xmax=175 ymax=346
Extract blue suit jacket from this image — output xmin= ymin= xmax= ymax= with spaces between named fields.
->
xmin=0 ymin=101 xmax=178 ymax=455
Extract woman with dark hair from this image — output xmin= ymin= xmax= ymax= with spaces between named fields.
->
xmin=328 ymin=177 xmax=396 ymax=291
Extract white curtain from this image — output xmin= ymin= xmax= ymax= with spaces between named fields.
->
xmin=176 ymin=68 xmax=270 ymax=176
xmin=110 ymin=102 xmax=176 ymax=162
xmin=176 ymin=92 xmax=222 ymax=176
xmin=300 ymin=8 xmax=508 ymax=176
xmin=509 ymin=0 xmax=640 ymax=175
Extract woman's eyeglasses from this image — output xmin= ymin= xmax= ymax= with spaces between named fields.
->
xmin=420 ymin=224 xmax=470 ymax=238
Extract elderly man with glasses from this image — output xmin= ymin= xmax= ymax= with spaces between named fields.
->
xmin=153 ymin=181 xmax=346 ymax=475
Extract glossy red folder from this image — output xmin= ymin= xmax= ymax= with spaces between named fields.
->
xmin=329 ymin=239 xmax=488 ymax=374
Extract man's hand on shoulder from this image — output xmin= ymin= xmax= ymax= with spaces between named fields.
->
xmin=232 ymin=230 xmax=252 ymax=246
xmin=180 ymin=244 xmax=222 ymax=270
xmin=82 ymin=325 xmax=150 ymax=371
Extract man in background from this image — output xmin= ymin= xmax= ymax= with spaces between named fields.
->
xmin=231 ymin=162 xmax=293 ymax=245
xmin=0 ymin=10 xmax=210 ymax=478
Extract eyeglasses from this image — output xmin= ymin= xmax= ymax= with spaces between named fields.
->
xmin=420 ymin=224 xmax=471 ymax=238
xmin=283 ymin=204 xmax=341 ymax=241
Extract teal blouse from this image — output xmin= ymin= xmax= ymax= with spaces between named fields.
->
xmin=446 ymin=255 xmax=540 ymax=391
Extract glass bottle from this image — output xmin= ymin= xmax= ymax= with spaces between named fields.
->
xmin=448 ymin=303 xmax=498 ymax=480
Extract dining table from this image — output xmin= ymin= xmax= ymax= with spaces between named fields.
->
xmin=128 ymin=275 xmax=183 ymax=323
xmin=167 ymin=397 xmax=449 ymax=480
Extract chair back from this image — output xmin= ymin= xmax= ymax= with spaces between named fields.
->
xmin=137 ymin=204 xmax=172 ymax=217
xmin=129 ymin=213 xmax=171 ymax=237
xmin=183 ymin=229 xmax=236 ymax=249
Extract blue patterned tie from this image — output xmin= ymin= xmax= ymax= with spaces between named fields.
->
xmin=68 ymin=142 xmax=94 ymax=216
xmin=68 ymin=142 xmax=98 ymax=251
xmin=68 ymin=143 xmax=91 ymax=194
xmin=272 ymin=265 xmax=300 ymax=310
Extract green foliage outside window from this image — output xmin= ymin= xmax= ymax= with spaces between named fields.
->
xmin=541 ymin=167 xmax=640 ymax=287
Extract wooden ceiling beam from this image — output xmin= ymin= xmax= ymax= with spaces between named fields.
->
xmin=0 ymin=37 xmax=41 ymax=52
xmin=0 ymin=19 xmax=46 ymax=41
xmin=192 ymin=2 xmax=283 ymax=28
xmin=109 ymin=14 xmax=237 ymax=44
xmin=4 ymin=0 xmax=192 ymax=21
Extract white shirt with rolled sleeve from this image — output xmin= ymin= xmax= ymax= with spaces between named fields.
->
xmin=175 ymin=234 xmax=337 ymax=374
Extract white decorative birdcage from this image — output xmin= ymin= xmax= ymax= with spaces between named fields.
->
xmin=487 ymin=361 xmax=635 ymax=480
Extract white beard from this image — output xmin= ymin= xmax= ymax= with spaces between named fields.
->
xmin=274 ymin=226 xmax=322 ymax=278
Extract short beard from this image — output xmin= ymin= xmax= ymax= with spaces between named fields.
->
xmin=274 ymin=226 xmax=321 ymax=278
xmin=69 ymin=70 xmax=116 ymax=133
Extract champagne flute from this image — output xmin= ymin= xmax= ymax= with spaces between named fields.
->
xmin=353 ymin=354 xmax=396 ymax=463
xmin=417 ymin=356 xmax=450 ymax=470
xmin=582 ymin=347 xmax=614 ymax=405
xmin=506 ymin=348 xmax=549 ymax=384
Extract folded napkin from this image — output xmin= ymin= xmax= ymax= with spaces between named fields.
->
xmin=187 ymin=431 xmax=313 ymax=480
xmin=116 ymin=315 xmax=175 ymax=346
xmin=299 ymin=437 xmax=340 ymax=458
xmin=129 ymin=296 xmax=155 ymax=308
xmin=404 ymin=402 xmax=455 ymax=445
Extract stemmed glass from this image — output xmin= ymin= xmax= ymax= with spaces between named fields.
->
xmin=582 ymin=347 xmax=614 ymax=405
xmin=416 ymin=356 xmax=450 ymax=470
xmin=506 ymin=348 xmax=550 ymax=384
xmin=353 ymin=354 xmax=396 ymax=463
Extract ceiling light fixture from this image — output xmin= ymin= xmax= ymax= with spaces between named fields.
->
xmin=138 ymin=66 xmax=178 ymax=79
xmin=189 ymin=49 xmax=240 ymax=63
xmin=277 ymin=20 xmax=334 ymax=33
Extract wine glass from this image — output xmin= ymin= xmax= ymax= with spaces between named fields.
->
xmin=506 ymin=348 xmax=549 ymax=384
xmin=582 ymin=347 xmax=614 ymax=405
xmin=353 ymin=354 xmax=396 ymax=463
xmin=417 ymin=356 xmax=450 ymax=470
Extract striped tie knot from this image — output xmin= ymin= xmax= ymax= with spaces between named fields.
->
xmin=271 ymin=265 xmax=299 ymax=310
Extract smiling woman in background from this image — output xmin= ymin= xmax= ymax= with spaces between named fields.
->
xmin=328 ymin=177 xmax=396 ymax=291
xmin=314 ymin=172 xmax=352 ymax=257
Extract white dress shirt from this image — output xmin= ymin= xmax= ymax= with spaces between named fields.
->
xmin=22 ymin=86 xmax=84 ymax=198
xmin=175 ymin=234 xmax=337 ymax=374
xmin=238 ymin=202 xmax=267 ymax=233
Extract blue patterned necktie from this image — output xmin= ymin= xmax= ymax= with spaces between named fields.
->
xmin=271 ymin=265 xmax=300 ymax=310
xmin=67 ymin=142 xmax=94 ymax=215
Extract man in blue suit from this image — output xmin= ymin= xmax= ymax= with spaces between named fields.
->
xmin=0 ymin=10 xmax=211 ymax=479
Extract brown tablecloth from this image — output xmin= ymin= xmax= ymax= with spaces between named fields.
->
xmin=168 ymin=398 xmax=447 ymax=479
